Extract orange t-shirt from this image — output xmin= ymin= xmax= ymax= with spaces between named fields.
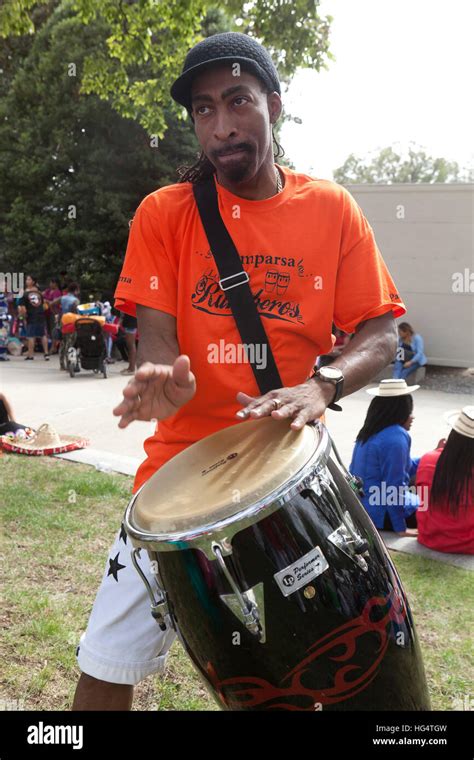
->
xmin=115 ymin=165 xmax=406 ymax=492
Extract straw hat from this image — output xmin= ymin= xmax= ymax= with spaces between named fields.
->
xmin=1 ymin=423 xmax=89 ymax=455
xmin=444 ymin=406 xmax=474 ymax=439
xmin=366 ymin=378 xmax=420 ymax=396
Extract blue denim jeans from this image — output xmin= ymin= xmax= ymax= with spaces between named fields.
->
xmin=393 ymin=360 xmax=421 ymax=380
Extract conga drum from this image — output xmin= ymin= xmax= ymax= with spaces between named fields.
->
xmin=124 ymin=418 xmax=431 ymax=711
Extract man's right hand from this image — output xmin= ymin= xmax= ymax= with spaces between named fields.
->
xmin=113 ymin=354 xmax=196 ymax=428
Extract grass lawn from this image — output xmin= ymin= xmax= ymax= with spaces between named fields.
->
xmin=1 ymin=454 xmax=472 ymax=711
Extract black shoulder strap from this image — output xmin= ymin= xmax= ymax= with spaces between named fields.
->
xmin=193 ymin=178 xmax=283 ymax=395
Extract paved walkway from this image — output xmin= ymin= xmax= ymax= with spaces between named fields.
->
xmin=3 ymin=353 xmax=471 ymax=464
xmin=383 ymin=534 xmax=473 ymax=571
xmin=1 ymin=354 xmax=154 ymax=464
xmin=2 ymin=354 xmax=472 ymax=568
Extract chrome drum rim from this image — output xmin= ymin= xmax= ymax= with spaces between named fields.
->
xmin=124 ymin=421 xmax=331 ymax=559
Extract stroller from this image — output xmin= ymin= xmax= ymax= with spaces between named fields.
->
xmin=64 ymin=318 xmax=108 ymax=379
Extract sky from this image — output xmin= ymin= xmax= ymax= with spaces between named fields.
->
xmin=279 ymin=0 xmax=473 ymax=180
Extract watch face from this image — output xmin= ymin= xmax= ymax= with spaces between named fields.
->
xmin=320 ymin=367 xmax=343 ymax=381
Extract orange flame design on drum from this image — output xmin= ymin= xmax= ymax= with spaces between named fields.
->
xmin=211 ymin=589 xmax=407 ymax=710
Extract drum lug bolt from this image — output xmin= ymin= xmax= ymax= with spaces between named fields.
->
xmin=213 ymin=543 xmax=266 ymax=643
xmin=131 ymin=548 xmax=175 ymax=631
xmin=214 ymin=537 xmax=233 ymax=556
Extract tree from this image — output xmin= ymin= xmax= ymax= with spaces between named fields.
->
xmin=0 ymin=1 xmax=335 ymax=288
xmin=333 ymin=143 xmax=472 ymax=184
xmin=1 ymin=0 xmax=334 ymax=136
xmin=0 ymin=8 xmax=200 ymax=291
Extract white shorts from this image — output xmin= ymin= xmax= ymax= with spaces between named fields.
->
xmin=76 ymin=524 xmax=177 ymax=685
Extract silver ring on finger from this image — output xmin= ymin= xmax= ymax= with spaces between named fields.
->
xmin=271 ymin=398 xmax=282 ymax=411
xmin=137 ymin=394 xmax=142 ymax=405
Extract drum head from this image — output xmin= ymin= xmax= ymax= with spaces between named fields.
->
xmin=130 ymin=417 xmax=320 ymax=536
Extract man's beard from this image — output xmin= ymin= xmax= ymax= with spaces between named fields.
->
xmin=209 ymin=145 xmax=254 ymax=183
xmin=222 ymin=159 xmax=252 ymax=183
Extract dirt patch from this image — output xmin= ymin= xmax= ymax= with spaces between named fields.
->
xmin=422 ymin=366 xmax=474 ymax=394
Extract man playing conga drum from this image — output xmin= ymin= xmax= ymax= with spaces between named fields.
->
xmin=72 ymin=32 xmax=407 ymax=710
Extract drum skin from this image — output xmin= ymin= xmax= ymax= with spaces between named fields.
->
xmin=153 ymin=459 xmax=431 ymax=711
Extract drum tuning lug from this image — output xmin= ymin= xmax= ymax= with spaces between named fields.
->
xmin=131 ymin=548 xmax=175 ymax=631
xmin=353 ymin=538 xmax=370 ymax=555
xmin=213 ymin=544 xmax=266 ymax=643
xmin=220 ymin=583 xmax=266 ymax=643
xmin=307 ymin=475 xmax=322 ymax=497
xmin=327 ymin=513 xmax=370 ymax=572
xmin=212 ymin=538 xmax=233 ymax=556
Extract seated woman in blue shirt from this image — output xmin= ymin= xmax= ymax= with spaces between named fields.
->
xmin=393 ymin=321 xmax=427 ymax=381
xmin=349 ymin=379 xmax=421 ymax=536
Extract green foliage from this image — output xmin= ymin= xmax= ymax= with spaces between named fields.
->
xmin=0 ymin=0 xmax=334 ymax=287
xmin=0 ymin=0 xmax=333 ymax=134
xmin=334 ymin=143 xmax=471 ymax=184
xmin=0 ymin=0 xmax=50 ymax=37
xmin=69 ymin=0 xmax=206 ymax=136
xmin=0 ymin=7 xmax=200 ymax=290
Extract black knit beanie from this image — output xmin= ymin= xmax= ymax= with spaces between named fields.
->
xmin=170 ymin=32 xmax=281 ymax=118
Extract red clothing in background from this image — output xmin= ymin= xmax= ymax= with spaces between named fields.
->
xmin=416 ymin=448 xmax=474 ymax=555
xmin=43 ymin=287 xmax=62 ymax=315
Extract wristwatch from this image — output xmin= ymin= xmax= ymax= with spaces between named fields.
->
xmin=312 ymin=366 xmax=344 ymax=411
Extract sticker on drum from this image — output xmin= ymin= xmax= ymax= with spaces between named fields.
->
xmin=274 ymin=546 xmax=329 ymax=597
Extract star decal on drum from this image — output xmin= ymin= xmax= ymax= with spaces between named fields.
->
xmin=107 ymin=552 xmax=126 ymax=582
xmin=119 ymin=523 xmax=128 ymax=544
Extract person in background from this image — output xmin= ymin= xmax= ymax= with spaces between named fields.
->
xmin=119 ymin=312 xmax=137 ymax=375
xmin=107 ymin=313 xmax=129 ymax=363
xmin=58 ymin=282 xmax=80 ymax=316
xmin=416 ymin=406 xmax=473 ymax=555
xmin=0 ymin=279 xmax=12 ymax=362
xmin=55 ymin=283 xmax=80 ymax=370
xmin=11 ymin=292 xmax=28 ymax=351
xmin=113 ymin=324 xmax=129 ymax=363
xmin=18 ymin=275 xmax=50 ymax=360
xmin=0 ymin=276 xmax=16 ymax=321
xmin=393 ymin=322 xmax=427 ymax=381
xmin=42 ymin=277 xmax=62 ymax=353
xmin=0 ymin=393 xmax=30 ymax=436
xmin=349 ymin=378 xmax=423 ymax=536
xmin=98 ymin=292 xmax=115 ymax=364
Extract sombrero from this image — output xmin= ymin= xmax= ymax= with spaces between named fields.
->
xmin=366 ymin=378 xmax=420 ymax=396
xmin=1 ymin=423 xmax=89 ymax=455
xmin=443 ymin=405 xmax=474 ymax=439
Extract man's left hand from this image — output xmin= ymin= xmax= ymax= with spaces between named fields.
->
xmin=235 ymin=380 xmax=335 ymax=430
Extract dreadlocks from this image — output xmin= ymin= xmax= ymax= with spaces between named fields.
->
xmin=177 ymin=129 xmax=286 ymax=184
